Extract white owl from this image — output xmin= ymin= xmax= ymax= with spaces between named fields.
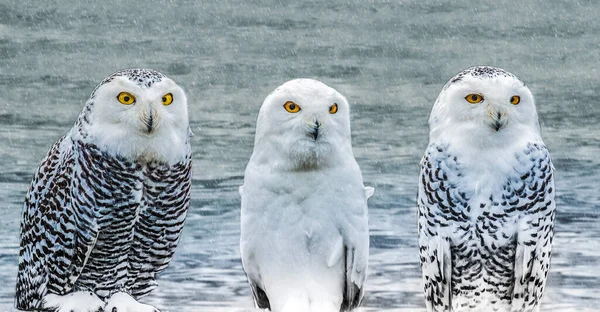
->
xmin=240 ymin=79 xmax=374 ymax=312
xmin=417 ymin=66 xmax=555 ymax=312
xmin=15 ymin=69 xmax=192 ymax=312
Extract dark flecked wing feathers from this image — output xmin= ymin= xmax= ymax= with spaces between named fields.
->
xmin=417 ymin=142 xmax=555 ymax=312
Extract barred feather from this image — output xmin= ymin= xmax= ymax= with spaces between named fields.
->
xmin=15 ymin=68 xmax=191 ymax=311
xmin=418 ymin=66 xmax=555 ymax=312
xmin=418 ymin=142 xmax=555 ymax=312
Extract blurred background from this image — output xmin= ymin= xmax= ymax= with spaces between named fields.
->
xmin=0 ymin=0 xmax=598 ymax=311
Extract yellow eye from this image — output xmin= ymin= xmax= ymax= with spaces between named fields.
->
xmin=117 ymin=92 xmax=136 ymax=105
xmin=162 ymin=93 xmax=173 ymax=106
xmin=465 ymin=93 xmax=484 ymax=104
xmin=283 ymin=101 xmax=301 ymax=113
xmin=510 ymin=95 xmax=521 ymax=105
xmin=329 ymin=103 xmax=338 ymax=114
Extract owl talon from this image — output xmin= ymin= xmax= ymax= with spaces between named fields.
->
xmin=42 ymin=291 xmax=105 ymax=312
xmin=105 ymin=292 xmax=159 ymax=312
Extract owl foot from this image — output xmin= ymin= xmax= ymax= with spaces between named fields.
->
xmin=105 ymin=292 xmax=160 ymax=312
xmin=42 ymin=291 xmax=105 ymax=312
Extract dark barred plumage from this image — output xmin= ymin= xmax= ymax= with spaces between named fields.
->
xmin=16 ymin=138 xmax=191 ymax=310
xmin=417 ymin=143 xmax=555 ymax=312
xmin=15 ymin=68 xmax=191 ymax=311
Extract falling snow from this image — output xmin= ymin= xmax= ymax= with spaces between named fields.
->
xmin=0 ymin=0 xmax=599 ymax=311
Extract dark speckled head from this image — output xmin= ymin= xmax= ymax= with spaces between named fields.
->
xmin=72 ymin=68 xmax=189 ymax=165
xmin=90 ymin=68 xmax=165 ymax=98
xmin=443 ymin=66 xmax=524 ymax=91
xmin=430 ymin=65 xmax=540 ymax=142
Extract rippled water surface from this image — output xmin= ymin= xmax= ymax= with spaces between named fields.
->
xmin=1 ymin=0 xmax=599 ymax=311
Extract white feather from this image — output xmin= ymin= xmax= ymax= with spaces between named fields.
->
xmin=43 ymin=291 xmax=105 ymax=312
xmin=364 ymin=186 xmax=374 ymax=199
xmin=105 ymin=292 xmax=159 ymax=312
xmin=418 ymin=66 xmax=555 ymax=312
xmin=240 ymin=79 xmax=371 ymax=312
xmin=78 ymin=76 xmax=190 ymax=164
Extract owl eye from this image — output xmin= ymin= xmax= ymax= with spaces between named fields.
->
xmin=329 ymin=103 xmax=338 ymax=114
xmin=465 ymin=94 xmax=484 ymax=104
xmin=162 ymin=93 xmax=173 ymax=106
xmin=510 ymin=95 xmax=520 ymax=105
xmin=117 ymin=92 xmax=136 ymax=105
xmin=283 ymin=101 xmax=301 ymax=113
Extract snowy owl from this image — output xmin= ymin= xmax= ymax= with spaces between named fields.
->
xmin=15 ymin=69 xmax=192 ymax=312
xmin=240 ymin=79 xmax=374 ymax=312
xmin=417 ymin=66 xmax=555 ymax=312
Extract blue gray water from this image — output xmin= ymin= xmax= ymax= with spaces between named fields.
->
xmin=0 ymin=0 xmax=599 ymax=311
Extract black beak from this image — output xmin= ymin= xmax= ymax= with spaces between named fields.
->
xmin=146 ymin=114 xmax=154 ymax=133
xmin=492 ymin=112 xmax=503 ymax=132
xmin=486 ymin=105 xmax=508 ymax=132
xmin=145 ymin=106 xmax=156 ymax=133
xmin=311 ymin=121 xmax=321 ymax=140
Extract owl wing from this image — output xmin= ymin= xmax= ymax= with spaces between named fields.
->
xmin=15 ymin=137 xmax=100 ymax=310
xmin=238 ymin=182 xmax=272 ymax=310
xmin=417 ymin=144 xmax=467 ymax=312
xmin=240 ymin=233 xmax=272 ymax=310
xmin=247 ymin=278 xmax=271 ymax=310
xmin=511 ymin=143 xmax=555 ymax=311
xmin=339 ymin=242 xmax=367 ymax=311
xmin=339 ymin=186 xmax=372 ymax=311
xmin=126 ymin=148 xmax=192 ymax=298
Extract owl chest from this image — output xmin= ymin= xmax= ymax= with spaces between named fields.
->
xmin=76 ymin=172 xmax=157 ymax=290
xmin=80 ymin=170 xmax=142 ymax=259
xmin=249 ymin=175 xmax=352 ymax=242
xmin=446 ymin=172 xmax=523 ymax=255
xmin=420 ymin=149 xmax=521 ymax=245
xmin=260 ymin=189 xmax=339 ymax=229
xmin=95 ymin=181 xmax=144 ymax=240
xmin=79 ymin=149 xmax=152 ymax=232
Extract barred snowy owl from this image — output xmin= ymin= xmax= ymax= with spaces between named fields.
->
xmin=240 ymin=79 xmax=373 ymax=312
xmin=15 ymin=69 xmax=192 ymax=312
xmin=417 ymin=66 xmax=555 ymax=312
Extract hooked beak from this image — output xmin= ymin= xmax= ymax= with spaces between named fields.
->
xmin=143 ymin=105 xmax=158 ymax=133
xmin=485 ymin=105 xmax=508 ymax=132
xmin=310 ymin=119 xmax=321 ymax=140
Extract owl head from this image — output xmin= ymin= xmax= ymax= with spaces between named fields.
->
xmin=251 ymin=78 xmax=354 ymax=171
xmin=76 ymin=68 xmax=190 ymax=164
xmin=429 ymin=66 xmax=540 ymax=147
